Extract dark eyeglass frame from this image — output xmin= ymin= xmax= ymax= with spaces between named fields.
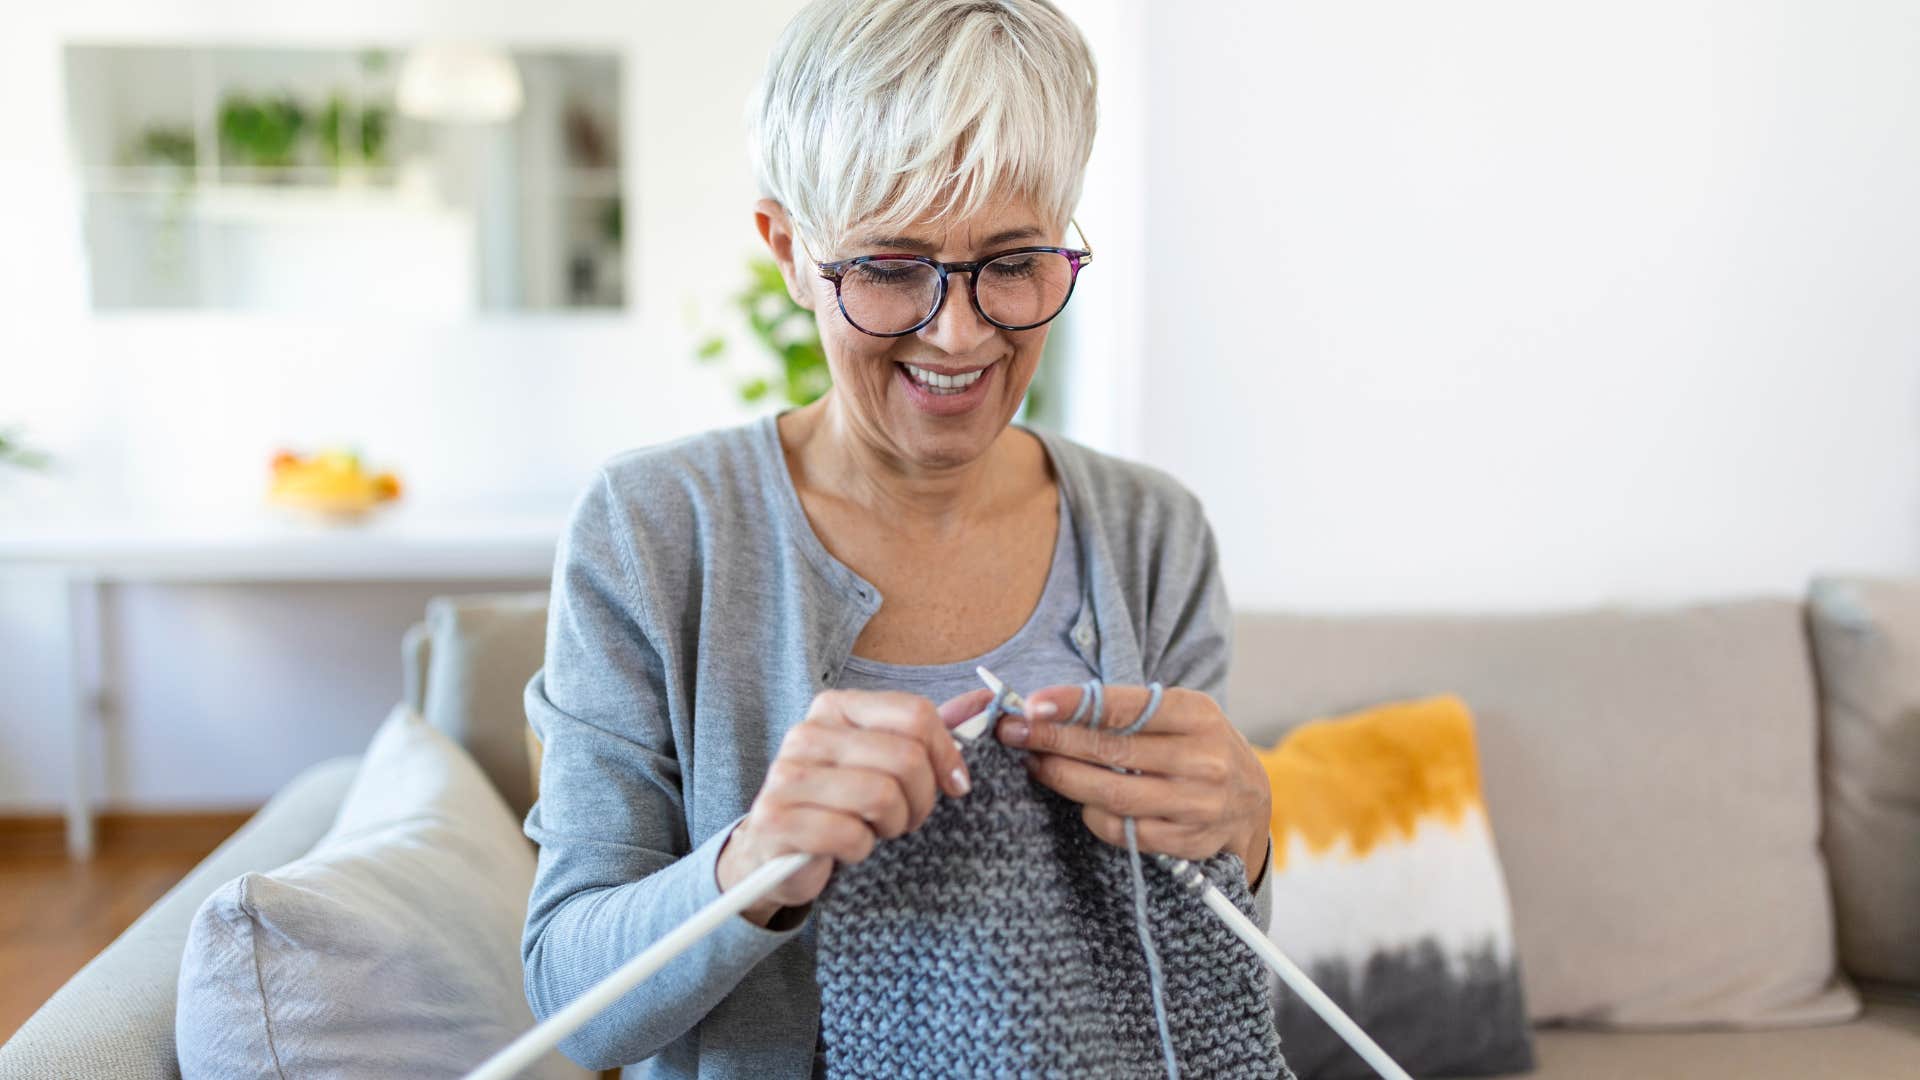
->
xmin=812 ymin=224 xmax=1094 ymax=338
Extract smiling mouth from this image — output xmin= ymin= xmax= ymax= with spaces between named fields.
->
xmin=898 ymin=361 xmax=992 ymax=395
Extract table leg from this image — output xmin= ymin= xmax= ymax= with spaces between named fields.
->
xmin=64 ymin=573 xmax=99 ymax=862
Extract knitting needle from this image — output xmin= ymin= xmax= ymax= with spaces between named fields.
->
xmin=469 ymin=689 xmax=1000 ymax=1079
xmin=464 ymin=848 xmax=814 ymax=1080
xmin=977 ymin=667 xmax=1414 ymax=1080
xmin=956 ymin=665 xmax=1020 ymax=741
xmin=1158 ymin=856 xmax=1414 ymax=1080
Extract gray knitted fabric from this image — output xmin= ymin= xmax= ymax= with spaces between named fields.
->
xmin=814 ymin=734 xmax=1293 ymax=1078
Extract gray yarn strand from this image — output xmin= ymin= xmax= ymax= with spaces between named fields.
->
xmin=1101 ymin=681 xmax=1181 ymax=1079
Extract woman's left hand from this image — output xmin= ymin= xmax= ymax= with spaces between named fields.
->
xmin=998 ymin=684 xmax=1272 ymax=887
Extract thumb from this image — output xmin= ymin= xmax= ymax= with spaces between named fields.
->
xmin=936 ymin=687 xmax=996 ymax=730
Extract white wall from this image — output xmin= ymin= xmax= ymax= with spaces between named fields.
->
xmin=1139 ymin=0 xmax=1920 ymax=611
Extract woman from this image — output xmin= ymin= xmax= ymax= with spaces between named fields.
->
xmin=522 ymin=1 xmax=1276 ymax=1075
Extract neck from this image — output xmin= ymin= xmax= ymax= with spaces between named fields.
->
xmin=782 ymin=393 xmax=1017 ymax=539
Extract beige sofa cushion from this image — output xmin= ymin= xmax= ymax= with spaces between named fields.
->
xmin=1807 ymin=576 xmax=1920 ymax=988
xmin=1226 ymin=598 xmax=1858 ymax=1029
xmin=1527 ymin=993 xmax=1920 ymax=1079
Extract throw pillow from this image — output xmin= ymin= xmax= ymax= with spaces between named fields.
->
xmin=1254 ymin=694 xmax=1535 ymax=1078
xmin=1807 ymin=576 xmax=1920 ymax=988
xmin=175 ymin=704 xmax=591 ymax=1080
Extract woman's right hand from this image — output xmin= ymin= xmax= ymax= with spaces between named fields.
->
xmin=717 ymin=687 xmax=994 ymax=927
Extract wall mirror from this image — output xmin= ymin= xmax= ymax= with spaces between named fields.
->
xmin=65 ymin=43 xmax=625 ymax=315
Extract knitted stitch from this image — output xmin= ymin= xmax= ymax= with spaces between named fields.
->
xmin=813 ymin=711 xmax=1294 ymax=1078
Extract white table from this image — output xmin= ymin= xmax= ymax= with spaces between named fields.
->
xmin=0 ymin=505 xmax=566 ymax=860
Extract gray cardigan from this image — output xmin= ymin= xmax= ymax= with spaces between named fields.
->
xmin=522 ymin=413 xmax=1270 ymax=1078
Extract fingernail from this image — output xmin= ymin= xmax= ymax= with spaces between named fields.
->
xmin=1003 ymin=720 xmax=1030 ymax=746
xmin=1032 ymin=700 xmax=1058 ymax=719
xmin=951 ymin=767 xmax=972 ymax=796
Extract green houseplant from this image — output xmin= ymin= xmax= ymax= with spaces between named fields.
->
xmin=695 ymin=258 xmax=831 ymax=407
xmin=219 ymin=94 xmax=308 ymax=173
xmin=0 ymin=426 xmax=50 ymax=471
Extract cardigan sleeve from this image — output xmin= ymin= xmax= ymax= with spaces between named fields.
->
xmin=1139 ymin=493 xmax=1277 ymax=934
xmin=519 ymin=469 xmax=805 ymax=1071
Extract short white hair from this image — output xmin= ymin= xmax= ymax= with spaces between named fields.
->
xmin=749 ymin=0 xmax=1098 ymax=256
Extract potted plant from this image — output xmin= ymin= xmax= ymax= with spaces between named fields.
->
xmin=695 ymin=257 xmax=831 ymax=407
xmin=0 ymin=426 xmax=49 ymax=471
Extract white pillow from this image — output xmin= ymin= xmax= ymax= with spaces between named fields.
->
xmin=176 ymin=704 xmax=591 ymax=1080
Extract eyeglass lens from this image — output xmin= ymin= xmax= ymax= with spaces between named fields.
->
xmin=839 ymin=251 xmax=1076 ymax=335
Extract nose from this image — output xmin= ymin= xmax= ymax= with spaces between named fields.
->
xmin=917 ymin=270 xmax=998 ymax=355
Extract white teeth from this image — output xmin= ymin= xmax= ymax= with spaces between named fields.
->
xmin=903 ymin=363 xmax=987 ymax=393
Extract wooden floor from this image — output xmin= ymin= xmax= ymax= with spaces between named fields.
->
xmin=0 ymin=813 xmax=252 ymax=1044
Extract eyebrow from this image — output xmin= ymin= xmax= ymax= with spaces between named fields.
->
xmin=856 ymin=226 xmax=1045 ymax=254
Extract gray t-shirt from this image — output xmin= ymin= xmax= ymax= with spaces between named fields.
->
xmin=835 ymin=486 xmax=1098 ymax=705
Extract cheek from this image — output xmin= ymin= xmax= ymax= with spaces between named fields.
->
xmin=819 ymin=314 xmax=901 ymax=396
xmin=1008 ymin=329 xmax=1050 ymax=382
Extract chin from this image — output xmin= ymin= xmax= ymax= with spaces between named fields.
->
xmin=890 ymin=412 xmax=1006 ymax=470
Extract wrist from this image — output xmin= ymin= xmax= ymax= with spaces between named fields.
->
xmin=717 ymin=823 xmax=782 ymax=927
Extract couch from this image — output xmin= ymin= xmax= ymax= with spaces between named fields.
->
xmin=4 ymin=579 xmax=1917 ymax=1078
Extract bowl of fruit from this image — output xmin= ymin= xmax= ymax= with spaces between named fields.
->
xmin=267 ymin=447 xmax=403 ymax=523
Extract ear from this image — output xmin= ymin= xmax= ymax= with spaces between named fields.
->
xmin=754 ymin=198 xmax=818 ymax=311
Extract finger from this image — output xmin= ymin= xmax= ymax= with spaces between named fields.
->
xmin=1080 ymin=805 xmax=1221 ymax=861
xmin=753 ymin=802 xmax=879 ymax=866
xmin=780 ymin=724 xmax=938 ymax=827
xmin=765 ymin=759 xmax=912 ymax=838
xmin=825 ymin=690 xmax=971 ymax=799
xmin=936 ymin=687 xmax=996 ymax=730
xmin=1025 ymin=753 xmax=1207 ymax=821
xmin=1021 ymin=683 xmax=1210 ymax=734
xmin=1000 ymin=715 xmax=1194 ymax=776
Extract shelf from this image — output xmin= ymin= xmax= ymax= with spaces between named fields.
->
xmin=0 ymin=504 xmax=566 ymax=582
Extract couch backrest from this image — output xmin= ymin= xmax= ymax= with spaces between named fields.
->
xmin=415 ymin=581 xmax=1919 ymax=1007
xmin=1225 ymin=597 xmax=1854 ymax=1027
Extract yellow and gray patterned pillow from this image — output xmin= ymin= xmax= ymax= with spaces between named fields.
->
xmin=1254 ymin=694 xmax=1535 ymax=1077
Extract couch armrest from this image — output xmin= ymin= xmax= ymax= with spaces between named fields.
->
xmin=0 ymin=756 xmax=362 ymax=1079
xmin=402 ymin=619 xmax=432 ymax=715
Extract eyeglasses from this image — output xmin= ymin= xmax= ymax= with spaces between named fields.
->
xmin=812 ymin=221 xmax=1093 ymax=338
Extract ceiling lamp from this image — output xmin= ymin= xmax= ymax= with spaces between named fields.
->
xmin=396 ymin=43 xmax=524 ymax=123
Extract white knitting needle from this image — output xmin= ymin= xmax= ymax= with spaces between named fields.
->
xmin=467 ymin=700 xmax=1002 ymax=1079
xmin=979 ymin=667 xmax=1414 ymax=1080
xmin=464 ymin=847 xmax=814 ymax=1080
xmin=1157 ymin=855 xmax=1415 ymax=1080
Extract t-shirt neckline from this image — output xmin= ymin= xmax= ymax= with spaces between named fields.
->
xmin=838 ymin=484 xmax=1076 ymax=679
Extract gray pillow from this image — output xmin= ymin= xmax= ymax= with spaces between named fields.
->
xmin=176 ymin=704 xmax=591 ymax=1080
xmin=1807 ymin=576 xmax=1920 ymax=988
